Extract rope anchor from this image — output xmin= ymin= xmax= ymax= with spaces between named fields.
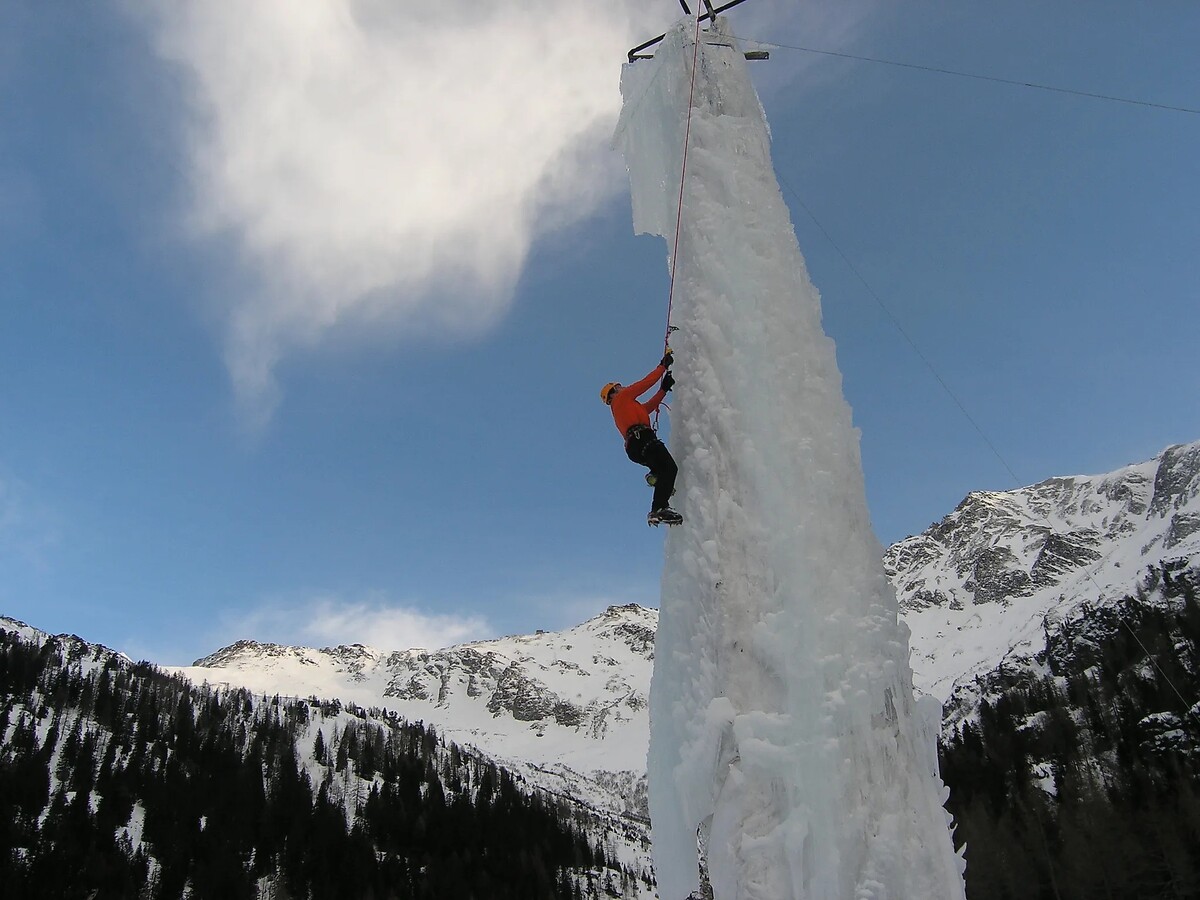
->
xmin=627 ymin=0 xmax=769 ymax=62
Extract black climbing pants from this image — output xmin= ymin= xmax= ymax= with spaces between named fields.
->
xmin=625 ymin=425 xmax=678 ymax=511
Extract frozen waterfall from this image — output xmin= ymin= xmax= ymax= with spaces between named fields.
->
xmin=614 ymin=18 xmax=967 ymax=900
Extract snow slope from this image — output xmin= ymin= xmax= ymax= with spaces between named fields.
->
xmin=179 ymin=603 xmax=656 ymax=818
xmin=889 ymin=440 xmax=1200 ymax=704
xmin=12 ymin=441 xmax=1191 ymax=828
xmin=10 ymin=441 xmax=1194 ymax=896
xmin=0 ymin=618 xmax=657 ymax=899
xmin=615 ymin=17 xmax=963 ymax=900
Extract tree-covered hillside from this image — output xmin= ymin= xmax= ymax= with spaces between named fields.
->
xmin=940 ymin=563 xmax=1200 ymax=899
xmin=0 ymin=627 xmax=642 ymax=899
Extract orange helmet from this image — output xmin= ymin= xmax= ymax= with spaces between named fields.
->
xmin=600 ymin=382 xmax=620 ymax=404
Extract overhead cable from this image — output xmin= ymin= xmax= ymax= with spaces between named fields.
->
xmin=736 ymin=36 xmax=1200 ymax=115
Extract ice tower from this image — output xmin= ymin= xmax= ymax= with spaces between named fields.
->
xmin=614 ymin=18 xmax=967 ymax=900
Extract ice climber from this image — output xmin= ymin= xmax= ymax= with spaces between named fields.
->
xmin=601 ymin=350 xmax=683 ymax=527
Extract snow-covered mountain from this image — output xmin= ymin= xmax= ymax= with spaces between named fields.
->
xmin=181 ymin=441 xmax=1200 ymax=828
xmin=888 ymin=440 xmax=1200 ymax=703
xmin=0 ymin=617 xmax=654 ymax=899
xmin=5 ymin=441 xmax=1197 ymax=896
xmin=179 ymin=603 xmax=656 ymax=821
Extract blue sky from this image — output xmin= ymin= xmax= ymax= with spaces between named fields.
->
xmin=2 ymin=1 xmax=1196 ymax=664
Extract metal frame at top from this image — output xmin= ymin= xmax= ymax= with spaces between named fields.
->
xmin=627 ymin=0 xmax=759 ymax=62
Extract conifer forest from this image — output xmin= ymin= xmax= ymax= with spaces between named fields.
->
xmin=2 ymin=567 xmax=1198 ymax=898
xmin=941 ymin=564 xmax=1200 ymax=900
xmin=0 ymin=629 xmax=638 ymax=899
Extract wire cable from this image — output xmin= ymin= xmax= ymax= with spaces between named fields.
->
xmin=736 ymin=36 xmax=1200 ymax=116
xmin=776 ymin=169 xmax=1025 ymax=488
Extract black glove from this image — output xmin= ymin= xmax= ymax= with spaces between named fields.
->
xmin=661 ymin=372 xmax=675 ymax=393
xmin=660 ymin=348 xmax=674 ymax=369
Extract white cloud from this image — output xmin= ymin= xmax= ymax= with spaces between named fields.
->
xmin=130 ymin=1 xmax=846 ymax=427
xmin=226 ymin=593 xmax=492 ymax=652
xmin=134 ymin=0 xmax=666 ymax=426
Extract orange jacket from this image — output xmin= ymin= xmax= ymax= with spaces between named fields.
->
xmin=610 ymin=365 xmax=668 ymax=437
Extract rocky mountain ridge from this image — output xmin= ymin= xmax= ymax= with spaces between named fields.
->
xmin=8 ymin=440 xmax=1198 ymax=883
xmin=181 ymin=603 xmax=657 ymax=820
xmin=178 ymin=442 xmax=1200 ymax=829
xmin=889 ymin=441 xmax=1200 ymax=701
xmin=0 ymin=619 xmax=654 ymax=898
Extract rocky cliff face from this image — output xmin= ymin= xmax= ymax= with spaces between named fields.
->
xmin=886 ymin=441 xmax=1200 ymax=701
xmin=183 ymin=603 xmax=656 ymax=819
xmin=380 ymin=628 xmax=650 ymax=735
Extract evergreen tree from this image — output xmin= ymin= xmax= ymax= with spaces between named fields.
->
xmin=0 ymin=626 xmax=622 ymax=899
xmin=942 ymin=569 xmax=1200 ymax=899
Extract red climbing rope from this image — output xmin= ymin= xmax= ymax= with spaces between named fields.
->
xmin=663 ymin=9 xmax=704 ymax=352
